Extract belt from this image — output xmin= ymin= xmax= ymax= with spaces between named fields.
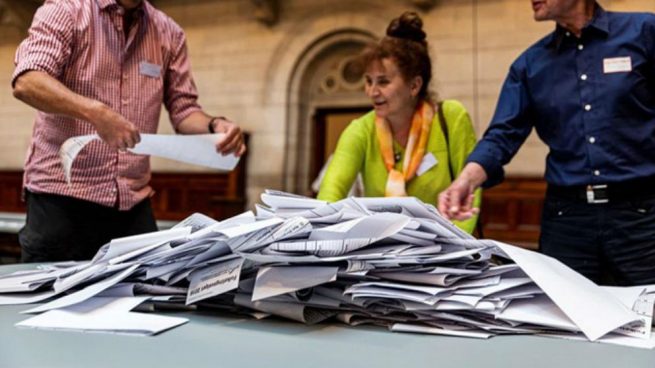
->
xmin=547 ymin=176 xmax=655 ymax=204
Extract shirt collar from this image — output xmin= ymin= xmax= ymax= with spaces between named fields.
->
xmin=546 ymin=3 xmax=608 ymax=50
xmin=96 ymin=0 xmax=117 ymax=10
xmin=96 ymin=0 xmax=147 ymax=15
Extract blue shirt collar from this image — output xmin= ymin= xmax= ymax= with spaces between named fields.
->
xmin=546 ymin=3 xmax=608 ymax=50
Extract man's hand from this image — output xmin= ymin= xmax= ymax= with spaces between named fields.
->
xmin=176 ymin=111 xmax=247 ymax=156
xmin=438 ymin=178 xmax=478 ymax=221
xmin=437 ymin=163 xmax=487 ymax=221
xmin=92 ymin=104 xmax=140 ymax=150
xmin=210 ymin=117 xmax=246 ymax=157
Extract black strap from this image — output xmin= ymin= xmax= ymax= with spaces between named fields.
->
xmin=436 ymin=101 xmax=484 ymax=238
xmin=437 ymin=101 xmax=455 ymax=182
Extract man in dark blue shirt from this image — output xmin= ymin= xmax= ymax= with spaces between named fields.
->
xmin=438 ymin=0 xmax=655 ymax=285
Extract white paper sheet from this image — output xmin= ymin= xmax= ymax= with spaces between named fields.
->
xmin=16 ymin=296 xmax=187 ymax=336
xmin=60 ymin=134 xmax=239 ymax=184
xmin=186 ymin=258 xmax=244 ymax=305
xmin=252 ymin=266 xmax=338 ymax=301
xmin=93 ymin=227 xmax=191 ymax=264
xmin=23 ymin=264 xmax=140 ymax=314
xmin=390 ymin=323 xmax=492 ymax=339
xmin=492 ymin=241 xmax=640 ymax=341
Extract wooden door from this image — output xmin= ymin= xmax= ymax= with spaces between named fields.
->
xmin=311 ymin=107 xmax=369 ymax=194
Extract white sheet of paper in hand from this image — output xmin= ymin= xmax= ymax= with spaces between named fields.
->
xmin=60 ymin=133 xmax=239 ymax=184
xmin=129 ymin=134 xmax=239 ymax=171
xmin=60 ymin=134 xmax=98 ymax=184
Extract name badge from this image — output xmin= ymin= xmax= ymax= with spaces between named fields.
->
xmin=603 ymin=56 xmax=631 ymax=74
xmin=139 ymin=61 xmax=162 ymax=78
xmin=416 ymin=152 xmax=438 ymax=176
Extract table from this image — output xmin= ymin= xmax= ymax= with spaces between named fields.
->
xmin=0 ymin=264 xmax=654 ymax=368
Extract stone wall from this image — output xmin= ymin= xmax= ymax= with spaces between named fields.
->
xmin=0 ymin=0 xmax=652 ymax=207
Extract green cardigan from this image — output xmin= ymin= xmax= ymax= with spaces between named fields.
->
xmin=317 ymin=99 xmax=481 ymax=234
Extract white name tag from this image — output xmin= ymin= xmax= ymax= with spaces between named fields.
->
xmin=416 ymin=152 xmax=438 ymax=176
xmin=139 ymin=61 xmax=162 ymax=78
xmin=603 ymin=56 xmax=632 ymax=74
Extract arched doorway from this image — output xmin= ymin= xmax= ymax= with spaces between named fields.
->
xmin=284 ymin=30 xmax=375 ymax=195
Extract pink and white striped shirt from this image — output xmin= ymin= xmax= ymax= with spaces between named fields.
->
xmin=13 ymin=0 xmax=202 ymax=210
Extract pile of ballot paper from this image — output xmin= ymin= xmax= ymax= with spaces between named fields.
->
xmin=1 ymin=190 xmax=654 ymax=348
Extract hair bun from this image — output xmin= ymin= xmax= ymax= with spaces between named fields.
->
xmin=386 ymin=12 xmax=426 ymax=44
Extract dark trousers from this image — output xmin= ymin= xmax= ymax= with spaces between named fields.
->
xmin=539 ymin=192 xmax=655 ymax=286
xmin=19 ymin=191 xmax=158 ymax=262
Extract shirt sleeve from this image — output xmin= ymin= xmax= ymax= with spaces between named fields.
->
xmin=164 ymin=28 xmax=203 ymax=128
xmin=317 ymin=118 xmax=368 ymax=202
xmin=12 ymin=0 xmax=74 ymax=87
xmin=466 ymin=55 xmax=535 ymax=188
xmin=443 ymin=100 xmax=482 ymax=234
xmin=641 ymin=13 xmax=655 ymax=64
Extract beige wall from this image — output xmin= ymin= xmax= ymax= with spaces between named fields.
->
xmin=0 ymin=0 xmax=654 ymax=206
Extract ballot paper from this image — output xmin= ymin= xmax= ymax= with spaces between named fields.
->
xmin=604 ymin=286 xmax=655 ymax=339
xmin=93 ymin=227 xmax=191 ymax=264
xmin=16 ymin=296 xmax=187 ymax=336
xmin=23 ymin=264 xmax=141 ymax=314
xmin=492 ymin=241 xmax=640 ymax=341
xmin=60 ymin=133 xmax=240 ymax=184
xmin=0 ymin=290 xmax=59 ymax=306
xmin=252 ymin=266 xmax=339 ymax=301
xmin=390 ymin=322 xmax=493 ymax=339
xmin=0 ymin=266 xmax=79 ymax=293
xmin=186 ymin=258 xmax=244 ymax=305
xmin=0 ymin=190 xmax=652 ymax=349
xmin=234 ymin=293 xmax=336 ymax=325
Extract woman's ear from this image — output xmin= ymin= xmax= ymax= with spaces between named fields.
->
xmin=410 ymin=76 xmax=423 ymax=98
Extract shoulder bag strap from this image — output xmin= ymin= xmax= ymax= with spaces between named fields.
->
xmin=437 ymin=101 xmax=455 ymax=182
xmin=437 ymin=101 xmax=484 ymax=238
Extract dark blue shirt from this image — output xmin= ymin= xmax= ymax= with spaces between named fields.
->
xmin=468 ymin=6 xmax=655 ymax=187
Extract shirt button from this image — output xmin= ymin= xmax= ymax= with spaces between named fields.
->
xmin=578 ymin=44 xmax=584 ymax=50
xmin=584 ymin=104 xmax=591 ymax=111
xmin=111 ymin=188 xmax=117 ymax=193
xmin=589 ymin=136 xmax=595 ymax=144
xmin=580 ymin=74 xmax=587 ymax=81
xmin=565 ymin=32 xmax=571 ymax=37
xmin=593 ymin=170 xmax=600 ymax=176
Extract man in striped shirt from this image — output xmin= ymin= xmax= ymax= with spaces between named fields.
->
xmin=12 ymin=0 xmax=246 ymax=262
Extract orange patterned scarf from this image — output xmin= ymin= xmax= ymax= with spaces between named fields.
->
xmin=375 ymin=101 xmax=434 ymax=197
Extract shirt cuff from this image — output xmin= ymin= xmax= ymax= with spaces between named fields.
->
xmin=11 ymin=62 xmax=56 ymax=88
xmin=467 ymin=145 xmax=505 ymax=188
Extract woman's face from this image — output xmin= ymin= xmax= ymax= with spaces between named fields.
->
xmin=364 ymin=58 xmax=421 ymax=122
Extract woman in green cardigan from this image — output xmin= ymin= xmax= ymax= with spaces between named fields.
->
xmin=317 ymin=12 xmax=481 ymax=234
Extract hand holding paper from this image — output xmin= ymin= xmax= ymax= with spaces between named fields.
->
xmin=60 ymin=133 xmax=240 ymax=184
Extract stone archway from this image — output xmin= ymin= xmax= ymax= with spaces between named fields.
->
xmin=284 ymin=30 xmax=376 ymax=195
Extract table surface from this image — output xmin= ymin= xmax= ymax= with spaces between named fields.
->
xmin=1 ymin=265 xmax=654 ymax=368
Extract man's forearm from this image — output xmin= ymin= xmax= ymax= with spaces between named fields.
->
xmin=458 ymin=162 xmax=488 ymax=190
xmin=12 ymin=70 xmax=104 ymax=122
xmin=13 ymin=70 xmax=140 ymax=149
xmin=176 ymin=110 xmax=213 ymax=134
